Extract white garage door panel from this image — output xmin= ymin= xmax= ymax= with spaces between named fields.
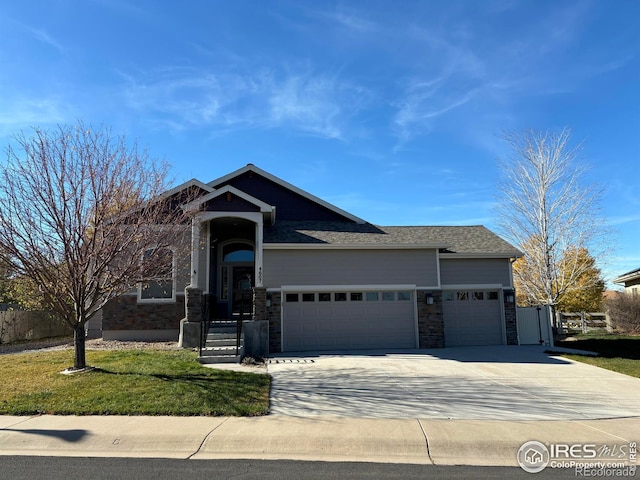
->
xmin=283 ymin=290 xmax=416 ymax=352
xmin=443 ymin=290 xmax=504 ymax=346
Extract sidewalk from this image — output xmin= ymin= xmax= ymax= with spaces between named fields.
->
xmin=1 ymin=414 xmax=638 ymax=466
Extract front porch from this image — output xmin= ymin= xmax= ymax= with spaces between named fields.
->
xmin=179 ymin=188 xmax=274 ymax=362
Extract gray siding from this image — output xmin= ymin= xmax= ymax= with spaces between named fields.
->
xmin=440 ymin=258 xmax=511 ymax=286
xmin=176 ymin=228 xmax=195 ymax=293
xmin=263 ymin=248 xmax=438 ymax=286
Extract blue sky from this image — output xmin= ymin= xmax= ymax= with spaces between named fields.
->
xmin=0 ymin=0 xmax=638 ymax=285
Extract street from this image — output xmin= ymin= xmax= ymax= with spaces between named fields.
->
xmin=2 ymin=456 xmax=586 ymax=480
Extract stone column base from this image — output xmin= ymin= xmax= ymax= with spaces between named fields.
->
xmin=178 ymin=319 xmax=201 ymax=348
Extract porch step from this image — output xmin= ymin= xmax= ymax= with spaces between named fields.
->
xmin=198 ymin=329 xmax=244 ymax=364
xmin=206 ymin=332 xmax=242 ymax=345
xmin=207 ymin=327 xmax=237 ymax=335
xmin=197 ymin=344 xmax=244 ymax=364
xmin=197 ymin=354 xmax=242 ymax=364
xmin=200 ymin=344 xmax=244 ymax=354
xmin=207 ymin=322 xmax=238 ymax=335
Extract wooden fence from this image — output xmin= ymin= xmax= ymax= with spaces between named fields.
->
xmin=0 ymin=310 xmax=71 ymax=344
xmin=557 ymin=312 xmax=612 ymax=335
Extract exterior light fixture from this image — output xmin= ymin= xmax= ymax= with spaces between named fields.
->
xmin=505 ymin=292 xmax=515 ymax=303
xmin=425 ymin=293 xmax=434 ymax=305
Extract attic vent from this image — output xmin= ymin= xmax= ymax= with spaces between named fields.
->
xmin=226 ymin=192 xmax=232 ymax=202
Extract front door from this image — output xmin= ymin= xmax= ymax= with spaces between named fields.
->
xmin=231 ymin=265 xmax=254 ymax=316
xmin=218 ymin=241 xmax=255 ymax=318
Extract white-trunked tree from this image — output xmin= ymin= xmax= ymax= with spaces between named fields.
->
xmin=496 ymin=128 xmax=609 ymax=323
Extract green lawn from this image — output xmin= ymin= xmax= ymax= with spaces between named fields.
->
xmin=0 ymin=349 xmax=270 ymax=416
xmin=555 ymin=333 xmax=640 ymax=378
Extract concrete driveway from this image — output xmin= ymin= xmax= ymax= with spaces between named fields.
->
xmin=268 ymin=346 xmax=640 ymax=420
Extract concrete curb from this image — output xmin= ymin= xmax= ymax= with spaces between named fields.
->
xmin=422 ymin=418 xmax=640 ymax=466
xmin=1 ymin=415 xmax=638 ymax=466
xmin=193 ymin=416 xmax=430 ymax=464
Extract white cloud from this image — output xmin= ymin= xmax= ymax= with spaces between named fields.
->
xmin=0 ymin=95 xmax=72 ymax=137
xmin=120 ymin=66 xmax=369 ymax=140
xmin=388 ymin=0 xmax=630 ymax=149
xmin=321 ymin=7 xmax=378 ymax=33
xmin=606 ymin=215 xmax=640 ymax=227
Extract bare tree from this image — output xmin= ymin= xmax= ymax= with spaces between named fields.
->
xmin=496 ymin=128 xmax=609 ymax=322
xmin=607 ymin=292 xmax=640 ymax=334
xmin=0 ymin=123 xmax=193 ymax=370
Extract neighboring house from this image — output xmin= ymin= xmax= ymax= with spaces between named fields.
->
xmin=613 ymin=267 xmax=640 ymax=296
xmin=102 ymin=164 xmax=523 ymax=352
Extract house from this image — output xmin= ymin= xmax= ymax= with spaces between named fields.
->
xmin=102 ymin=164 xmax=523 ymax=353
xmin=613 ymin=267 xmax=640 ymax=296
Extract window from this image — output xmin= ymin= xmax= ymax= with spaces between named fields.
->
xmin=443 ymin=291 xmax=454 ymax=301
xmin=285 ymin=293 xmax=299 ymax=302
xmin=397 ymin=291 xmax=411 ymax=301
xmin=222 ymin=243 xmax=254 ymax=262
xmin=382 ymin=291 xmax=395 ymax=301
xmin=334 ymin=292 xmax=347 ymax=301
xmin=319 ymin=292 xmax=331 ymax=302
xmin=457 ymin=291 xmax=469 ymax=301
xmin=366 ymin=292 xmax=379 ymax=301
xmin=220 ymin=265 xmax=229 ymax=300
xmin=350 ymin=292 xmax=363 ymax=301
xmin=473 ymin=291 xmax=484 ymax=301
xmin=488 ymin=291 xmax=499 ymax=300
xmin=139 ymin=247 xmax=175 ymax=302
xmin=302 ymin=293 xmax=315 ymax=302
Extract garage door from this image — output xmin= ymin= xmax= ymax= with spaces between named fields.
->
xmin=282 ymin=289 xmax=416 ymax=352
xmin=442 ymin=289 xmax=504 ymax=346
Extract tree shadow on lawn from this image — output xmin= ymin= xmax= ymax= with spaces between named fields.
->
xmin=89 ymin=367 xmax=270 ymax=415
xmin=555 ymin=338 xmax=640 ymax=360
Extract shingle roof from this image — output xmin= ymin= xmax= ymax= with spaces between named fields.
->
xmin=613 ymin=267 xmax=640 ymax=284
xmin=264 ymin=221 xmax=522 ymax=257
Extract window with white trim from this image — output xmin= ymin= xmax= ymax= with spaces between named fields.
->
xmin=138 ymin=247 xmax=175 ymax=302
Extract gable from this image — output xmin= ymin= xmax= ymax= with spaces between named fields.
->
xmin=199 ymin=191 xmax=261 ymax=213
xmin=181 ymin=185 xmax=275 ymax=225
xmin=208 ymin=165 xmax=364 ymax=223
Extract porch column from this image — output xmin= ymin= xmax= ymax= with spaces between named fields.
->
xmin=255 ymin=218 xmax=264 ymax=287
xmin=178 ymin=215 xmax=203 ymax=349
xmin=190 ymin=215 xmax=201 ymax=288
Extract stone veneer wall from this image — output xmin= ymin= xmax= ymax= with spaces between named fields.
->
xmin=102 ymin=295 xmax=185 ymax=331
xmin=504 ymin=292 xmax=518 ymax=345
xmin=185 ymin=287 xmax=203 ymax=323
xmin=253 ymin=287 xmax=281 ymax=353
xmin=417 ymin=290 xmax=444 ymax=348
